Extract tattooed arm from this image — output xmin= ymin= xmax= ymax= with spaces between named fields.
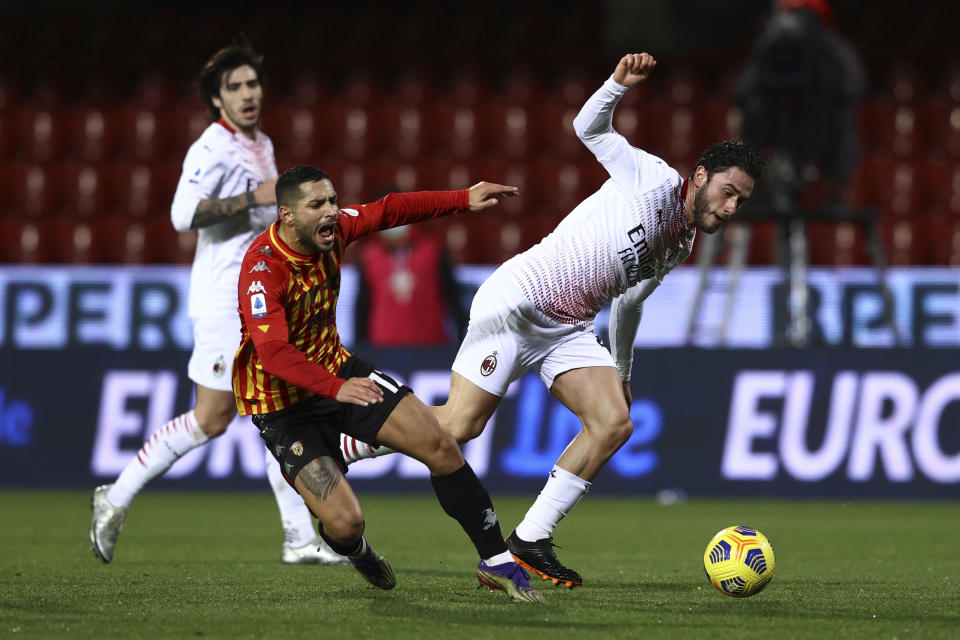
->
xmin=190 ymin=178 xmax=278 ymax=230
xmin=190 ymin=192 xmax=252 ymax=229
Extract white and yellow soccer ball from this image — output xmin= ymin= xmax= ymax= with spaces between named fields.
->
xmin=703 ymin=525 xmax=776 ymax=597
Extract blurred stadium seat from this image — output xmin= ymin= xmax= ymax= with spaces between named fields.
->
xmin=0 ymin=220 xmax=50 ymax=263
xmin=5 ymin=164 xmax=53 ymax=218
xmin=12 ymin=109 xmax=63 ymax=163
xmin=148 ymin=217 xmax=196 ymax=264
xmin=808 ymin=221 xmax=868 ymax=266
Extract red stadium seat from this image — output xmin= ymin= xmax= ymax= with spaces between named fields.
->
xmin=423 ymin=104 xmax=479 ymax=161
xmin=917 ymin=99 xmax=960 ymax=159
xmin=881 ymin=217 xmax=924 ymax=265
xmin=0 ymin=220 xmax=51 ymax=263
xmin=859 ymin=99 xmax=924 ymax=160
xmin=861 ymin=154 xmax=929 ymax=217
xmin=162 ymin=106 xmax=211 ymax=162
xmin=62 ymin=108 xmax=114 ymax=163
xmin=808 ymin=221 xmax=868 ymax=266
xmin=107 ymin=163 xmax=174 ymax=218
xmin=925 ymin=217 xmax=960 ymax=266
xmin=265 ymin=105 xmax=321 ymax=166
xmin=365 ymin=105 xmax=427 ymax=161
xmin=745 ymin=220 xmax=777 ymax=265
xmin=314 ymin=106 xmax=373 ymax=162
xmin=918 ymin=157 xmax=960 ymax=218
xmin=108 ymin=108 xmax=171 ymax=162
xmin=11 ymin=109 xmax=64 ymax=163
xmin=147 ymin=217 xmax=196 ymax=264
xmin=5 ymin=163 xmax=53 ymax=218
xmin=476 ymin=104 xmax=536 ymax=161
xmin=47 ymin=219 xmax=105 ymax=264
xmin=59 ymin=163 xmax=111 ymax=218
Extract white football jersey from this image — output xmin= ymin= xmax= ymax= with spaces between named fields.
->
xmin=171 ymin=122 xmax=278 ymax=318
xmin=502 ymin=77 xmax=695 ymax=326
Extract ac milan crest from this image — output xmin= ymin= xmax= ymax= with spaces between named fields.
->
xmin=213 ymin=355 xmax=226 ymax=378
xmin=480 ymin=352 xmax=498 ymax=376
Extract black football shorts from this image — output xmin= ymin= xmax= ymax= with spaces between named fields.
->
xmin=252 ymin=355 xmax=410 ymax=486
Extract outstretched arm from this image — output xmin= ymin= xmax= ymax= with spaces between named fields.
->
xmin=339 ymin=181 xmax=519 ymax=245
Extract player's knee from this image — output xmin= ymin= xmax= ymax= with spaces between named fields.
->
xmin=197 ymin=407 xmax=234 ymax=438
xmin=589 ymin=412 xmax=633 ymax=452
xmin=444 ymin=416 xmax=485 ymax=443
xmin=609 ymin=415 xmax=634 ymax=449
xmin=419 ymin=429 xmax=464 ymax=472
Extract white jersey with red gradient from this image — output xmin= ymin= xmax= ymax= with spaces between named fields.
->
xmin=502 ymin=76 xmax=695 ymax=326
xmin=171 ymin=120 xmax=278 ymax=318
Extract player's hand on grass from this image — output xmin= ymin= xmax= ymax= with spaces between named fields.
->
xmin=337 ymin=377 xmax=384 ymax=406
xmin=468 ymin=181 xmax=520 ymax=212
xmin=613 ymin=52 xmax=656 ymax=87
xmin=252 ymin=178 xmax=278 ymax=206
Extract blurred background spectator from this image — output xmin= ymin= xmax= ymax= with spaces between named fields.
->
xmin=354 ymin=224 xmax=468 ymax=347
xmin=736 ymin=0 xmax=865 ymax=211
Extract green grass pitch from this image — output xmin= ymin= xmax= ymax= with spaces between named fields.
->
xmin=2 ymin=491 xmax=958 ymax=639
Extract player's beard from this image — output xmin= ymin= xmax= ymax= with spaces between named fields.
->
xmin=293 ymin=218 xmax=333 ymax=254
xmin=691 ymin=184 xmax=723 ymax=234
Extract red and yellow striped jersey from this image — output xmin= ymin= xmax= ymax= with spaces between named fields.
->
xmin=233 ymin=189 xmax=469 ymax=415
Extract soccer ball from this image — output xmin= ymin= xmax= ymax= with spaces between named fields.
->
xmin=703 ymin=525 xmax=776 ymax=597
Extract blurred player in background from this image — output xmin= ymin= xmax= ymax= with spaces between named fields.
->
xmin=90 ymin=40 xmax=345 ymax=566
xmin=348 ymin=52 xmax=764 ymax=588
xmin=234 ymin=165 xmax=544 ymax=603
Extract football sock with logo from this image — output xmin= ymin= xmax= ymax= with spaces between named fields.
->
xmin=514 ymin=465 xmax=590 ymax=542
xmin=430 ymin=462 xmax=509 ymax=560
xmin=108 ymin=410 xmax=208 ymax=508
xmin=340 ymin=434 xmax=396 ymax=465
xmin=264 ymin=447 xmax=316 ymax=548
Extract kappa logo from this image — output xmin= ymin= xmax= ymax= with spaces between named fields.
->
xmin=291 ymin=441 xmax=304 ymax=457
xmin=257 ymin=246 xmax=272 ymax=256
xmin=249 ymin=260 xmax=271 ymax=273
xmin=481 ymin=508 xmax=499 ymax=530
xmin=213 ymin=355 xmax=226 ymax=378
xmin=247 ymin=281 xmax=266 ymax=295
xmin=480 ymin=352 xmax=498 ymax=377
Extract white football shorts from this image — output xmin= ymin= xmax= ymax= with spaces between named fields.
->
xmin=187 ymin=314 xmax=242 ymax=392
xmin=451 ymin=270 xmax=615 ymax=397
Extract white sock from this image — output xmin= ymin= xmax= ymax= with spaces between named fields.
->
xmin=265 ymin=447 xmax=316 ymax=548
xmin=108 ymin=410 xmax=208 ymax=508
xmin=484 ymin=551 xmax=515 ymax=567
xmin=514 ymin=465 xmax=590 ymax=542
xmin=340 ymin=434 xmax=395 ymax=464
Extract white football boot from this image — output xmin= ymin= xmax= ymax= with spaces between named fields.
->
xmin=90 ymin=484 xmax=127 ymax=563
xmin=282 ymin=535 xmax=350 ymax=565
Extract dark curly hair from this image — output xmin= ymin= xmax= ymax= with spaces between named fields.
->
xmin=690 ymin=141 xmax=765 ymax=183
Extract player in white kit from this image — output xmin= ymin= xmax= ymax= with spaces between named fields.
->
xmin=90 ymin=41 xmax=345 ymax=566
xmin=453 ymin=53 xmax=763 ymax=586
xmin=349 ymin=52 xmax=764 ymax=586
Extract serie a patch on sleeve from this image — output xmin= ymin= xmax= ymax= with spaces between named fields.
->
xmin=251 ymin=293 xmax=267 ymax=318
